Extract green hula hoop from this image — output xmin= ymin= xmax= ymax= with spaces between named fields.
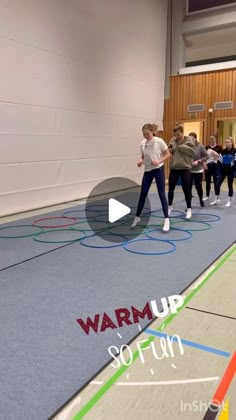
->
xmin=175 ymin=220 xmax=211 ymax=232
xmin=0 ymin=224 xmax=43 ymax=239
xmin=33 ymin=228 xmax=87 ymax=244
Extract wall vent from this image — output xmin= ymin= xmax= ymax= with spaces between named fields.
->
xmin=214 ymin=101 xmax=233 ymax=111
xmin=187 ymin=104 xmax=205 ymax=112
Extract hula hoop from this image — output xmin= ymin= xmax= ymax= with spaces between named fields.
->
xmin=175 ymin=220 xmax=211 ymax=232
xmin=106 ymin=224 xmax=146 ymax=236
xmin=79 ymin=232 xmax=127 ymax=249
xmin=94 ymin=214 xmax=130 ymax=223
xmin=189 ymin=213 xmax=221 ymax=223
xmin=123 ymin=238 xmax=176 ymax=256
xmin=32 ymin=216 xmax=78 ymax=229
xmin=151 ymin=209 xmax=185 ymax=219
xmin=85 ymin=204 xmax=108 ymax=212
xmin=71 ymin=220 xmax=109 ymax=232
xmin=0 ymin=224 xmax=43 ymax=239
xmin=85 ymin=204 xmax=150 ymax=216
xmin=33 ymin=228 xmax=86 ymax=244
xmin=146 ymin=227 xmax=192 ymax=242
xmin=62 ymin=209 xmax=107 ymax=220
xmin=128 ymin=206 xmax=151 ymax=215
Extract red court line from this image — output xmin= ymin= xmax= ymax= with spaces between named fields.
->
xmin=211 ymin=351 xmax=236 ymax=406
xmin=203 ymin=352 xmax=236 ymax=420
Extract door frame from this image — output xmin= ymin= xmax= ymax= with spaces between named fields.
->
xmin=214 ymin=116 xmax=236 ymax=133
xmin=179 ymin=118 xmax=207 ymax=145
xmin=214 ymin=116 xmax=236 ymax=145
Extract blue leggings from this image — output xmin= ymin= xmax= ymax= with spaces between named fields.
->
xmin=136 ymin=167 xmax=168 ymax=218
xmin=216 ymin=168 xmax=234 ymax=197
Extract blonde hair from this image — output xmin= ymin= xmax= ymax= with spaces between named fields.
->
xmin=142 ymin=123 xmax=158 ymax=136
xmin=225 ymin=137 xmax=235 ymax=148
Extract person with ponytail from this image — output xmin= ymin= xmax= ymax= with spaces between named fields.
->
xmin=203 ymin=134 xmax=222 ymax=202
xmin=210 ymin=137 xmax=236 ymax=207
xmin=189 ymin=132 xmax=208 ymax=207
xmin=131 ymin=123 xmax=170 ymax=232
xmin=168 ymin=125 xmax=196 ymax=219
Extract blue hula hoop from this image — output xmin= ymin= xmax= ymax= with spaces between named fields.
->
xmin=123 ymin=238 xmax=176 ymax=256
xmin=79 ymin=232 xmax=127 ymax=249
xmin=146 ymin=227 xmax=192 ymax=242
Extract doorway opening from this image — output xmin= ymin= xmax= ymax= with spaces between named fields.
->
xmin=181 ymin=120 xmax=205 ymax=143
xmin=216 ymin=118 xmax=236 ymax=146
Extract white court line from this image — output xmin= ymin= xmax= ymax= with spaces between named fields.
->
xmin=116 ymin=377 xmax=219 ymax=386
xmin=191 ymin=265 xmax=216 ymax=290
xmin=91 ymin=377 xmax=219 ymax=386
xmin=56 ymin=397 xmax=82 ymax=420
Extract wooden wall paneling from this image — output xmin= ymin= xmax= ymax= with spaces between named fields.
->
xmin=162 ymin=69 xmax=236 ymax=157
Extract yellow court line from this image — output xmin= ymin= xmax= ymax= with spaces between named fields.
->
xmin=219 ymin=398 xmax=229 ymax=420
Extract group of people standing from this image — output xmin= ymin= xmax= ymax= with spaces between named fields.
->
xmin=131 ymin=123 xmax=236 ymax=232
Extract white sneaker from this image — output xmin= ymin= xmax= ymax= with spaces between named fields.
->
xmin=226 ymin=200 xmax=231 ymax=207
xmin=203 ymin=197 xmax=209 ymax=201
xmin=162 ymin=218 xmax=170 ymax=232
xmin=168 ymin=206 xmax=173 ymax=216
xmin=210 ymin=198 xmax=220 ymax=206
xmin=186 ymin=208 xmax=192 ymax=219
xmin=131 ymin=216 xmax=141 ymax=228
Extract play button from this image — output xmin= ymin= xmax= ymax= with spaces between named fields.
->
xmin=85 ymin=177 xmax=151 ymax=244
xmin=108 ymin=198 xmax=131 ymax=223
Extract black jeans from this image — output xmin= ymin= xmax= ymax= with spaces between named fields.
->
xmin=136 ymin=167 xmax=168 ymax=218
xmin=205 ymin=163 xmax=219 ymax=197
xmin=168 ymin=169 xmax=192 ymax=208
xmin=190 ymin=173 xmax=203 ymax=201
xmin=216 ymin=167 xmax=234 ymax=197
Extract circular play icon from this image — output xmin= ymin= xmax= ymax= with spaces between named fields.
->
xmin=85 ymin=177 xmax=151 ymax=243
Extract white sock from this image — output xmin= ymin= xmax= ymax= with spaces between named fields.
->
xmin=186 ymin=208 xmax=192 ymax=219
xmin=131 ymin=216 xmax=141 ymax=227
xmin=162 ymin=218 xmax=170 ymax=232
xmin=168 ymin=206 xmax=173 ymax=216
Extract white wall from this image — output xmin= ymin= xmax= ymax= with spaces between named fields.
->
xmin=186 ymin=41 xmax=236 ymax=63
xmin=179 ymin=60 xmax=236 ymax=74
xmin=170 ymin=0 xmax=236 ymax=74
xmin=171 ymin=0 xmax=186 ymax=75
xmin=182 ymin=6 xmax=236 ymax=35
xmin=0 ymin=0 xmax=168 ymax=216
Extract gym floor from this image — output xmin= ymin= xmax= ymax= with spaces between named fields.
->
xmin=0 ymin=183 xmax=235 ymax=420
xmin=53 ymin=246 xmax=236 ymax=420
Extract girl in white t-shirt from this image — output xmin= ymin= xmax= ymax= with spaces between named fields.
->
xmin=131 ymin=123 xmax=170 ymax=232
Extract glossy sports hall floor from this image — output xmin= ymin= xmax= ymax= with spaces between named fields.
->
xmin=0 ymin=184 xmax=235 ymax=420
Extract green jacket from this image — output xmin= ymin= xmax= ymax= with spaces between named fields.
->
xmin=169 ymin=136 xmax=196 ymax=170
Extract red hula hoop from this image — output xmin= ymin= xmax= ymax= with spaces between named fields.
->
xmin=32 ymin=216 xmax=78 ymax=229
